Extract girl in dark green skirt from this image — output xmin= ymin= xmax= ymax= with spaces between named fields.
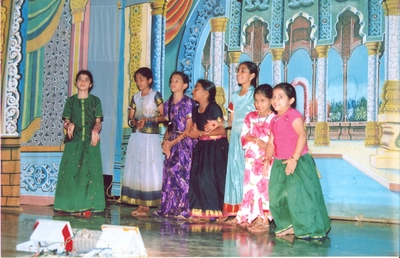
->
xmin=53 ymin=70 xmax=105 ymax=217
xmin=265 ymin=82 xmax=330 ymax=239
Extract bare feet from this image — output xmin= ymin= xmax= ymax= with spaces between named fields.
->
xmin=237 ymin=222 xmax=250 ymax=230
xmin=131 ymin=206 xmax=143 ymax=216
xmin=248 ymin=217 xmax=269 ymax=233
xmin=276 ymin=227 xmax=294 ymax=237
xmin=132 ymin=206 xmax=150 ymax=217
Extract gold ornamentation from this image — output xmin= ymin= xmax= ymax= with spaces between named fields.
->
xmin=210 ymin=17 xmax=228 ymax=32
xmin=380 ymin=80 xmax=400 ymax=114
xmin=364 ymin=122 xmax=381 ymax=146
xmin=70 ymin=0 xmax=89 ymax=23
xmin=271 ymin=48 xmax=284 ymax=61
xmin=314 ymin=122 xmax=330 ymax=146
xmin=315 ymin=45 xmax=330 ymax=58
xmin=129 ymin=5 xmax=142 ymax=100
xmin=228 ymin=51 xmax=241 ymax=64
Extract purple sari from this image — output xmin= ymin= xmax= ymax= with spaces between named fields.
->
xmin=153 ymin=95 xmax=197 ymax=218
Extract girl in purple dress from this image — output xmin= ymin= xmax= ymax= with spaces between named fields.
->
xmin=153 ymin=71 xmax=197 ymax=219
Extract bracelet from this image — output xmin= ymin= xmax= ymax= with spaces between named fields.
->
xmin=199 ymin=131 xmax=203 ymax=137
xmin=291 ymin=156 xmax=298 ymax=162
xmin=64 ymin=121 xmax=70 ymax=129
xmin=93 ymin=123 xmax=101 ymax=133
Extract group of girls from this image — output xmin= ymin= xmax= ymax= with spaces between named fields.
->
xmin=54 ymin=62 xmax=331 ymax=240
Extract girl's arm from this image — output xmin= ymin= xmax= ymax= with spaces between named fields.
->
xmin=263 ymin=132 xmax=275 ymax=176
xmin=91 ymin=118 xmax=102 ymax=146
xmin=162 ymin=117 xmax=192 ymax=158
xmin=282 ymin=117 xmax=307 ymax=175
xmin=127 ymin=108 xmax=137 ymax=128
xmin=204 ymin=111 xmax=233 ymax=132
xmin=64 ymin=119 xmax=75 ymax=139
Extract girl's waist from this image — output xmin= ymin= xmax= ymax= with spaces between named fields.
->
xmin=199 ymin=135 xmax=226 ymax=141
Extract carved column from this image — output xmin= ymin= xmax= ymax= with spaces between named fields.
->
xmin=1 ymin=0 xmax=23 ymax=207
xmin=371 ymin=0 xmax=400 ymax=169
xmin=228 ymin=51 xmax=241 ymax=106
xmin=210 ymin=17 xmax=228 ymax=115
xmin=314 ymin=45 xmax=330 ymax=146
xmin=69 ymin=0 xmax=90 ymax=95
xmin=271 ymin=48 xmax=284 ymax=86
xmin=150 ymin=0 xmax=167 ymax=94
xmin=365 ymin=42 xmax=381 ymax=146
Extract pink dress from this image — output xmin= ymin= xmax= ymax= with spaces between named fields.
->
xmin=236 ymin=111 xmax=275 ymax=225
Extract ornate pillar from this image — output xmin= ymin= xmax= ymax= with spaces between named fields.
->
xmin=150 ymin=0 xmax=167 ymax=95
xmin=69 ymin=0 xmax=90 ymax=95
xmin=365 ymin=42 xmax=381 ymax=146
xmin=210 ymin=17 xmax=228 ymax=114
xmin=228 ymin=51 xmax=241 ymax=104
xmin=371 ymin=0 xmax=400 ymax=169
xmin=271 ymin=48 xmax=284 ymax=86
xmin=314 ymin=45 xmax=330 ymax=146
xmin=1 ymin=0 xmax=23 ymax=207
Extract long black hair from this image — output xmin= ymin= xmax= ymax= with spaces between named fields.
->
xmin=255 ymin=84 xmax=276 ymax=113
xmin=134 ymin=67 xmax=153 ymax=87
xmin=196 ymin=79 xmax=216 ymax=103
xmin=166 ymin=71 xmax=190 ymax=131
xmin=239 ymin=61 xmax=258 ymax=87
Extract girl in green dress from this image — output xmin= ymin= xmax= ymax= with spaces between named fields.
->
xmin=53 ymin=70 xmax=105 ymax=218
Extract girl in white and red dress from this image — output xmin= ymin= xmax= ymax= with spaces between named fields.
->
xmin=235 ymin=84 xmax=275 ymax=232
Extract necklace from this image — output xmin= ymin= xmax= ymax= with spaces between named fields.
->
xmin=258 ymin=112 xmax=269 ymax=123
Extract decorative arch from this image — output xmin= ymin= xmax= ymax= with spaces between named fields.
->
xmin=282 ymin=12 xmax=318 ymax=61
xmin=284 ymin=11 xmax=317 ymax=44
xmin=240 ymin=16 xmax=270 ymax=64
xmin=177 ymin=0 xmax=226 ymax=92
xmin=291 ymin=77 xmax=310 ymax=123
xmin=333 ymin=6 xmax=366 ymax=44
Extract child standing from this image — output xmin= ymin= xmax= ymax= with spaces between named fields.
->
xmin=265 ymin=82 xmax=331 ymax=239
xmin=205 ymin=61 xmax=258 ymax=221
xmin=235 ymin=84 xmax=275 ymax=232
xmin=153 ymin=71 xmax=197 ymax=219
xmin=121 ymin=67 xmax=165 ymax=216
xmin=186 ymin=79 xmax=229 ymax=220
xmin=54 ymin=70 xmax=105 ymax=217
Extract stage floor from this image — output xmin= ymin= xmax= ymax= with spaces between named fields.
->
xmin=1 ymin=202 xmax=399 ymax=257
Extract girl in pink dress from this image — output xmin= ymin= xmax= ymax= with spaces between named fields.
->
xmin=236 ymin=84 xmax=275 ymax=232
xmin=265 ymin=82 xmax=330 ymax=239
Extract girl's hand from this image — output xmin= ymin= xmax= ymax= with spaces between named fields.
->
xmin=67 ymin=123 xmax=75 ymax=139
xmin=136 ymin=118 xmax=146 ymax=130
xmin=263 ymin=157 xmax=272 ymax=177
xmin=91 ymin=131 xmax=100 ymax=146
xmin=186 ymin=124 xmax=199 ymax=138
xmin=162 ymin=140 xmax=172 ymax=159
xmin=204 ymin=120 xmax=218 ymax=132
xmin=256 ymin=138 xmax=267 ymax=151
xmin=282 ymin=158 xmax=298 ymax=175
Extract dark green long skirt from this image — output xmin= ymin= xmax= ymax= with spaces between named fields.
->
xmin=53 ymin=139 xmax=105 ymax=213
xmin=269 ymin=153 xmax=331 ymax=239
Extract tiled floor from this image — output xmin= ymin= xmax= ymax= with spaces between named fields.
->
xmin=1 ymin=202 xmax=399 ymax=257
